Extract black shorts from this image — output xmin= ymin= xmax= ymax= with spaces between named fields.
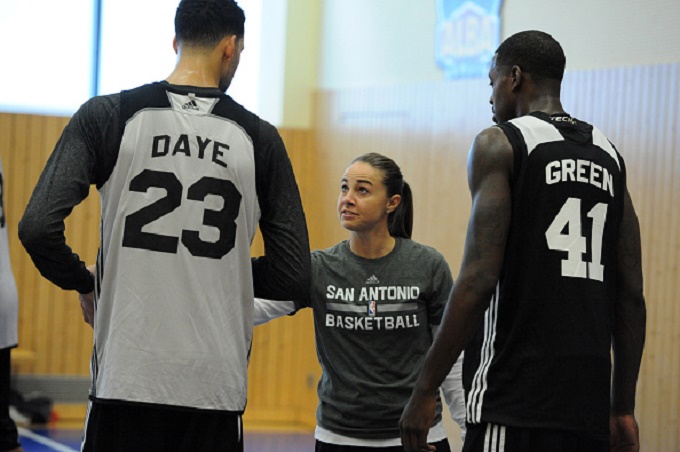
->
xmin=82 ymin=399 xmax=243 ymax=452
xmin=462 ymin=422 xmax=608 ymax=452
xmin=315 ymin=438 xmax=451 ymax=452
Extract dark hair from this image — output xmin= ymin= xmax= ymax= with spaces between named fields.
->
xmin=494 ymin=30 xmax=566 ymax=81
xmin=351 ymin=153 xmax=413 ymax=239
xmin=175 ymin=0 xmax=245 ymax=48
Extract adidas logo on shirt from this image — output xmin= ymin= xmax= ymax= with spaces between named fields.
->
xmin=168 ymin=92 xmax=219 ymax=114
xmin=365 ymin=275 xmax=380 ymax=284
xmin=181 ymin=99 xmax=200 ymax=111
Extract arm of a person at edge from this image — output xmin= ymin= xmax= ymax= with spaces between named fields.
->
xmin=431 ymin=325 xmax=467 ymax=440
xmin=253 ymin=298 xmax=297 ymax=326
xmin=400 ymin=127 xmax=513 ymax=452
xmin=609 ymin=187 xmax=646 ymax=452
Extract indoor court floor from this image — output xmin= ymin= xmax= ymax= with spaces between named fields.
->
xmin=17 ymin=427 xmax=316 ymax=452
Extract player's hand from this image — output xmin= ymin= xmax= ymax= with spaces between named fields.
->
xmin=400 ymin=392 xmax=437 ymax=452
xmin=610 ymin=413 xmax=639 ymax=452
xmin=79 ymin=291 xmax=95 ymax=328
xmin=79 ymin=264 xmax=96 ymax=328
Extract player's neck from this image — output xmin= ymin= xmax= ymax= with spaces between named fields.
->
xmin=166 ymin=58 xmax=221 ymax=89
xmin=522 ymin=92 xmax=565 ymax=117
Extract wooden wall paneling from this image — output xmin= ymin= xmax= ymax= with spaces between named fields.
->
xmin=3 ymin=63 xmax=678 ymax=446
xmin=312 ymin=65 xmax=680 ymax=449
xmin=1 ymin=115 xmax=319 ymax=426
xmin=281 ymin=128 xmax=323 ymax=428
xmin=32 ymin=116 xmax=65 ymax=375
xmin=245 ymin=128 xmax=319 ymax=429
xmin=0 ymin=112 xmax=97 ymax=376
xmin=0 ymin=114 xmax=36 ymax=372
xmin=561 ymin=63 xmax=680 ymax=452
xmin=630 ymin=66 xmax=664 ymax=448
xmin=12 ymin=114 xmax=38 ymax=370
xmin=642 ymin=64 xmax=678 ymax=451
xmin=18 ymin=114 xmax=49 ymax=374
xmin=314 ymin=79 xmax=490 ymax=273
xmin=643 ymin=64 xmax=680 ymax=451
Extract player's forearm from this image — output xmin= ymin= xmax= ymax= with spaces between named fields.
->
xmin=252 ymin=219 xmax=311 ymax=300
xmin=611 ymin=293 xmax=646 ymax=414
xmin=611 ymin=189 xmax=646 ymax=414
xmin=415 ymin=277 xmax=494 ymax=395
xmin=19 ymin=215 xmax=94 ymax=294
xmin=19 ymin=183 xmax=94 ymax=293
xmin=252 ymin=133 xmax=311 ymax=300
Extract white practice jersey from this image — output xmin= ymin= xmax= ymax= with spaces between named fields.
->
xmin=19 ymin=82 xmax=311 ymax=413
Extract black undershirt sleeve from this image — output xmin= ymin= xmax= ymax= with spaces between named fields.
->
xmin=18 ymin=96 xmax=118 ymax=294
xmin=251 ymin=121 xmax=311 ymax=301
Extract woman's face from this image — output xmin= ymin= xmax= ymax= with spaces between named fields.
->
xmin=337 ymin=161 xmax=398 ymax=233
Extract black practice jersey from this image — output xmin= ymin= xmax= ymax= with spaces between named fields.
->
xmin=464 ymin=112 xmax=626 ymax=436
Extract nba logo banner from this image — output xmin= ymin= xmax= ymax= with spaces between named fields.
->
xmin=368 ymin=301 xmax=377 ymax=317
xmin=435 ymin=0 xmax=503 ymax=79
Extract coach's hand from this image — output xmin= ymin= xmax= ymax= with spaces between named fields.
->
xmin=400 ymin=391 xmax=437 ymax=452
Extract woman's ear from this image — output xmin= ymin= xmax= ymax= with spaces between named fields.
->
xmin=387 ymin=194 xmax=401 ymax=213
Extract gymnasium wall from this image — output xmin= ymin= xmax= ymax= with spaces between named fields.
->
xmin=0 ymin=116 xmax=321 ymax=428
xmin=317 ymin=0 xmax=680 ymax=89
xmin=312 ymin=63 xmax=680 ymax=451
xmin=3 ymin=62 xmax=679 ymax=448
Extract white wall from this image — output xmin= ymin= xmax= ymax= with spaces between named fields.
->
xmin=501 ymin=0 xmax=680 ymax=70
xmin=261 ymin=0 xmax=320 ymax=128
xmin=318 ymin=0 xmax=442 ymax=88
xmin=316 ymin=0 xmax=680 ymax=89
xmin=281 ymin=0 xmax=321 ymax=128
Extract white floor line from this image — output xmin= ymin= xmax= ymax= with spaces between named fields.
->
xmin=18 ymin=427 xmax=79 ymax=452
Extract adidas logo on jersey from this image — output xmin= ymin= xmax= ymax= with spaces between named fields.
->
xmin=365 ymin=275 xmax=380 ymax=284
xmin=181 ymin=99 xmax=200 ymax=111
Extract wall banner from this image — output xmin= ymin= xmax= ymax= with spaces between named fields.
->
xmin=435 ymin=0 xmax=503 ymax=79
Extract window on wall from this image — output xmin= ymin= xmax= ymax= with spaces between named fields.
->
xmin=0 ymin=0 xmax=262 ymax=116
xmin=97 ymin=0 xmax=177 ymax=96
xmin=0 ymin=0 xmax=96 ymax=115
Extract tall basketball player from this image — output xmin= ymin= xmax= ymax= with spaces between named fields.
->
xmin=19 ymin=1 xmax=310 ymax=451
xmin=400 ymin=31 xmax=646 ymax=452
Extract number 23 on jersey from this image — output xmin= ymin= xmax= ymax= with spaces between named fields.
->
xmin=121 ymin=169 xmax=242 ymax=260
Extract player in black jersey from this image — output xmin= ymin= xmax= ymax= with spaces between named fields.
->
xmin=19 ymin=1 xmax=310 ymax=451
xmin=400 ymin=31 xmax=646 ymax=452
